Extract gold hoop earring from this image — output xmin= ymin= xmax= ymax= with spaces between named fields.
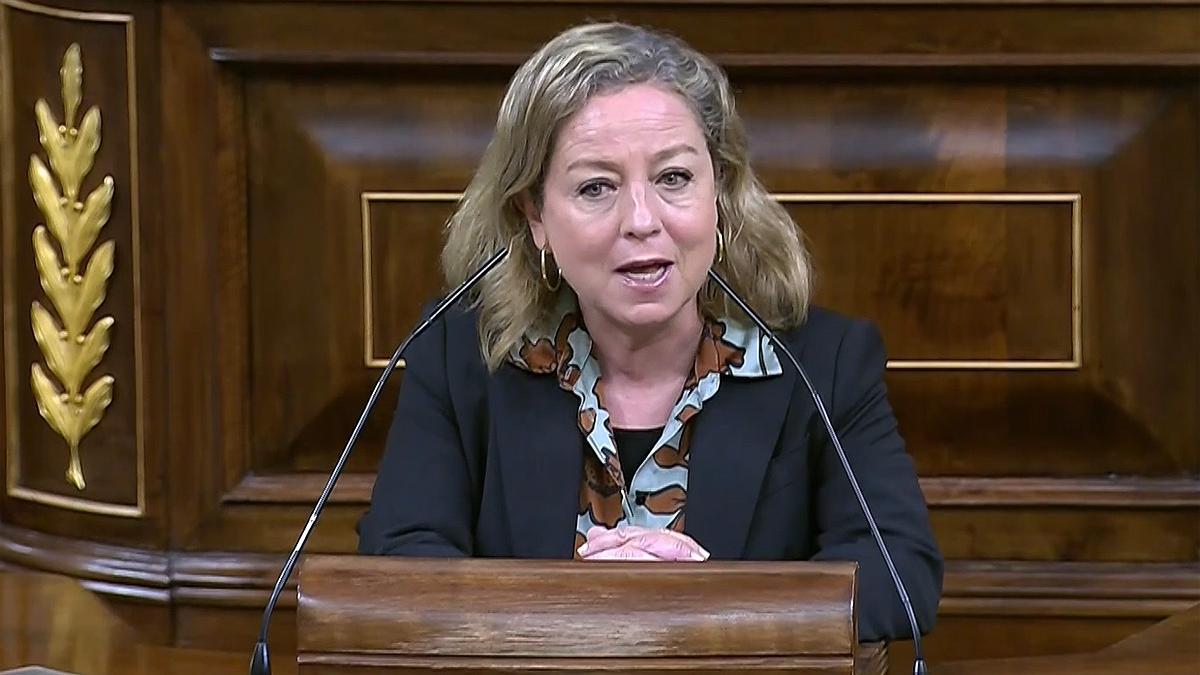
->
xmin=715 ymin=227 xmax=726 ymax=265
xmin=540 ymin=247 xmax=562 ymax=292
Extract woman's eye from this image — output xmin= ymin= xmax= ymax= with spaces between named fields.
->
xmin=659 ymin=169 xmax=693 ymax=189
xmin=578 ymin=180 xmax=613 ymax=199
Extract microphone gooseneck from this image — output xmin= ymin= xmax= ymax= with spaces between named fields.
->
xmin=250 ymin=247 xmax=509 ymax=675
xmin=707 ymin=269 xmax=928 ymax=675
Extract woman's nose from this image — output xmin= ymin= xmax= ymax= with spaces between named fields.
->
xmin=621 ymin=182 xmax=661 ymax=239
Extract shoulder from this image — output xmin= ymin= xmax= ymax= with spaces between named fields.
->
xmin=400 ymin=299 xmax=489 ymax=385
xmin=779 ymin=305 xmax=886 ymax=362
xmin=775 ymin=306 xmax=889 ymax=413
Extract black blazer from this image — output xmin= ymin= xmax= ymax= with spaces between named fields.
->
xmin=358 ymin=304 xmax=943 ymax=642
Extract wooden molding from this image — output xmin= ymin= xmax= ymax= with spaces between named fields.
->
xmin=945 ymin=559 xmax=1200 ymax=599
xmin=223 ymin=472 xmax=374 ymax=504
xmin=207 ymin=48 xmax=1200 ymax=70
xmin=921 ymin=477 xmax=1200 ymax=508
xmin=222 ymin=474 xmax=1200 ymax=508
xmin=0 ymin=523 xmax=167 ymax=588
xmin=0 ymin=523 xmax=1194 ymax=617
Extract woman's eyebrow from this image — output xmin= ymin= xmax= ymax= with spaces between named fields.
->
xmin=564 ymin=144 xmax=701 ymax=174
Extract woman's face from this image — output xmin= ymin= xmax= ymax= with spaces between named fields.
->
xmin=526 ymin=83 xmax=718 ymax=333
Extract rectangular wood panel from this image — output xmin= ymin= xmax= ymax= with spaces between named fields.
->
xmin=795 ymin=197 xmax=1076 ymax=365
xmin=1 ymin=0 xmax=146 ymax=519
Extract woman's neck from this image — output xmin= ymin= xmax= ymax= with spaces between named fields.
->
xmin=581 ymin=303 xmax=702 ymax=389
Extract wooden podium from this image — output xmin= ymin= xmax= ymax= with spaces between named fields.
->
xmin=296 ymin=555 xmax=887 ymax=674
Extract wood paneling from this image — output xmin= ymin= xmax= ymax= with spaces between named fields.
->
xmin=798 ymin=199 xmax=1076 ymax=363
xmin=0 ymin=0 xmax=1197 ymax=666
xmin=0 ymin=570 xmax=285 ymax=674
xmin=1 ymin=0 xmax=165 ymax=546
xmin=932 ymin=603 xmax=1200 ymax=675
xmin=159 ymin=1 xmax=246 ymax=551
xmin=3 ymin=3 xmax=139 ymax=515
xmin=297 ymin=556 xmax=869 ymax=673
xmin=366 ymin=198 xmax=458 ymax=365
xmin=3 ymin=3 xmax=142 ymax=509
xmin=299 ymin=557 xmax=857 ymax=657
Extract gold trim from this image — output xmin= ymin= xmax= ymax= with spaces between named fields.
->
xmin=1 ymin=0 xmax=145 ymax=516
xmin=0 ymin=0 xmax=129 ymax=22
xmin=361 ymin=192 xmax=462 ymax=368
xmin=360 ymin=191 xmax=1081 ymax=371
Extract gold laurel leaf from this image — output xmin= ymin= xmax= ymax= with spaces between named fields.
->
xmin=53 ymin=106 xmax=101 ymax=202
xmin=66 ymin=458 xmax=86 ymax=491
xmin=31 ymin=363 xmax=71 ymax=441
xmin=31 ymin=302 xmax=74 ymax=393
xmin=77 ymin=316 xmax=114 ymax=380
xmin=62 ymin=44 xmax=82 ymax=129
xmin=65 ymin=176 xmax=113 ymax=269
xmin=65 ymin=107 xmax=103 ymax=198
xmin=33 ymin=100 xmax=76 ymax=200
xmin=29 ymin=156 xmax=69 ymax=244
xmin=72 ymin=241 xmax=116 ymax=336
xmin=78 ymin=375 xmax=114 ymax=441
xmin=33 ymin=99 xmax=64 ymax=156
xmin=32 ymin=226 xmax=70 ymax=306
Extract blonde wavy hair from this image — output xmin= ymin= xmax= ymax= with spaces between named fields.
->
xmin=442 ymin=22 xmax=812 ymax=370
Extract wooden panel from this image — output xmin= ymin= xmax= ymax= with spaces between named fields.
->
xmin=241 ymin=74 xmax=502 ymax=474
xmin=892 ymin=615 xmax=1156 ymax=667
xmin=1 ymin=0 xmax=165 ymax=546
xmin=2 ymin=521 xmax=1195 ymax=665
xmin=797 ymin=199 xmax=1075 ymax=364
xmin=3 ymin=2 xmax=141 ymax=510
xmin=297 ymin=556 xmax=856 ymax=661
xmin=365 ymin=197 xmax=456 ymax=366
xmin=929 ymin=603 xmax=1200 ymax=674
xmin=0 ymin=570 xmax=274 ymax=675
xmin=933 ymin=508 xmax=1199 ymax=562
xmin=232 ymin=70 xmax=1200 ymax=483
xmin=309 ymin=647 xmax=889 ymax=675
xmin=890 ymin=374 xmax=1186 ymax=476
xmin=173 ymin=4 xmax=1200 ymax=61
xmin=159 ymin=1 xmax=251 ymax=550
xmin=1094 ymin=84 xmax=1200 ymax=474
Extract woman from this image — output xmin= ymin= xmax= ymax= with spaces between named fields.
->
xmin=358 ymin=22 xmax=942 ymax=642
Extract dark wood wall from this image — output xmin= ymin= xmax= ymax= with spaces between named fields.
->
xmin=1 ymin=0 xmax=1198 ymax=668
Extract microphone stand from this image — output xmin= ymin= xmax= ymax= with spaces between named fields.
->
xmin=708 ymin=269 xmax=929 ymax=675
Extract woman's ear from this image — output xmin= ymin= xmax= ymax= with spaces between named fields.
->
xmin=518 ymin=192 xmax=547 ymax=249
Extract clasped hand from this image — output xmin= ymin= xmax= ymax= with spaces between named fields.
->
xmin=577 ymin=525 xmax=710 ymax=561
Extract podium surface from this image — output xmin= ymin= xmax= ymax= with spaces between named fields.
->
xmin=296 ymin=555 xmax=878 ymax=674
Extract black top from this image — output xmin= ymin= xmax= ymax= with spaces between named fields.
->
xmin=614 ymin=426 xmax=664 ymax=484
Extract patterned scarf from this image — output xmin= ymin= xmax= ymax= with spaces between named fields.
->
xmin=508 ymin=293 xmax=782 ymax=556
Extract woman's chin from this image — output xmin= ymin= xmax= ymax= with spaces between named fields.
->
xmin=604 ymin=299 xmax=694 ymax=332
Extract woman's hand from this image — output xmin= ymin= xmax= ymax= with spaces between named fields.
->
xmin=578 ymin=525 xmax=710 ymax=561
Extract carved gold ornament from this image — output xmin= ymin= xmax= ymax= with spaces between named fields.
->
xmin=28 ymin=43 xmax=116 ymax=491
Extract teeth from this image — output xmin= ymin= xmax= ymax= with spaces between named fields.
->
xmin=623 ymin=264 xmax=666 ymax=281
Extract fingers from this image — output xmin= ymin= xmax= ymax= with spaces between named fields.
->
xmin=649 ymin=528 xmax=712 ymax=559
xmin=580 ymin=525 xmax=651 ymax=556
xmin=578 ymin=526 xmax=710 ymax=561
xmin=621 ymin=532 xmax=708 ymax=561
xmin=584 ymin=544 xmax=660 ymax=561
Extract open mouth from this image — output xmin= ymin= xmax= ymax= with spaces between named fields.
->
xmin=616 ymin=260 xmax=672 ymax=286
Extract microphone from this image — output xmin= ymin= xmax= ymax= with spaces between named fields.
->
xmin=249 ymin=247 xmax=509 ymax=675
xmin=707 ymin=269 xmax=929 ymax=675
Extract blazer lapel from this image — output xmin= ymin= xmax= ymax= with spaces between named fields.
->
xmin=685 ymin=365 xmax=796 ymax=559
xmin=492 ymin=366 xmax=582 ymax=559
